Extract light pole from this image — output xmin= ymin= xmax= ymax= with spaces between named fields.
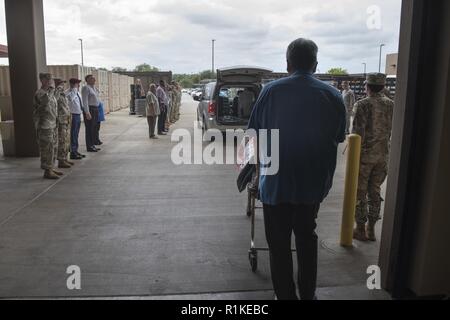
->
xmin=378 ymin=44 xmax=385 ymax=73
xmin=212 ymin=39 xmax=216 ymax=76
xmin=78 ymin=38 xmax=84 ymax=81
xmin=362 ymin=62 xmax=367 ymax=76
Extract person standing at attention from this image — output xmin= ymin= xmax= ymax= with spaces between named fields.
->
xmin=33 ymin=73 xmax=64 ymax=180
xmin=156 ymin=80 xmax=168 ymax=136
xmin=66 ymin=78 xmax=85 ymax=160
xmin=81 ymin=75 xmax=101 ymax=152
xmin=342 ymin=81 xmax=356 ymax=135
xmin=352 ymin=73 xmax=394 ymax=242
xmin=146 ymin=84 xmax=160 ymax=139
xmin=54 ymin=78 xmax=74 ymax=169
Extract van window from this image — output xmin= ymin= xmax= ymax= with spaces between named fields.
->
xmin=217 ymin=85 xmax=258 ymax=125
xmin=204 ymin=83 xmax=215 ymax=100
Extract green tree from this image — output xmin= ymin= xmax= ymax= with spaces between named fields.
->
xmin=199 ymin=70 xmax=216 ymax=80
xmin=191 ymin=74 xmax=201 ymax=84
xmin=179 ymin=78 xmax=194 ymax=88
xmin=327 ymin=68 xmax=348 ymax=75
xmin=134 ymin=63 xmax=160 ymax=72
xmin=172 ymin=70 xmax=217 ymax=88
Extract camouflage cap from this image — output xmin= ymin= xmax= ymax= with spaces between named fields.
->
xmin=365 ymin=73 xmax=387 ymax=86
xmin=39 ymin=73 xmax=53 ymax=81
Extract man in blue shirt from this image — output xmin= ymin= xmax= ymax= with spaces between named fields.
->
xmin=248 ymin=38 xmax=346 ymax=300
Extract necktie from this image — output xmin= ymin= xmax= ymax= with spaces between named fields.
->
xmin=77 ymin=93 xmax=83 ymax=113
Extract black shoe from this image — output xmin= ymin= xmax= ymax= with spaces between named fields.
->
xmin=87 ymin=148 xmax=98 ymax=152
xmin=77 ymin=152 xmax=86 ymax=158
xmin=158 ymin=132 xmax=167 ymax=136
xmin=95 ymin=141 xmax=103 ymax=146
xmin=70 ymin=154 xmax=83 ymax=160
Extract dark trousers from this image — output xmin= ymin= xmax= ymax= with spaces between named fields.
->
xmin=158 ymin=107 xmax=167 ymax=134
xmin=84 ymin=106 xmax=99 ymax=150
xmin=70 ymin=114 xmax=82 ymax=154
xmin=94 ymin=122 xmax=101 ymax=145
xmin=263 ymin=203 xmax=320 ymax=300
xmin=147 ymin=116 xmax=157 ymax=138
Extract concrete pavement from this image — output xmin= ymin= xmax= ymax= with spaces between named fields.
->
xmin=0 ymin=95 xmax=388 ymax=299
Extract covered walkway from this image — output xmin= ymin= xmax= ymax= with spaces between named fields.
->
xmin=0 ymin=96 xmax=387 ymax=299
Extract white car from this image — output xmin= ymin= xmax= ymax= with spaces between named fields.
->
xmin=192 ymin=89 xmax=203 ymax=100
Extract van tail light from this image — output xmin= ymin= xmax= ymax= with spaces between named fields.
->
xmin=208 ymin=102 xmax=216 ymax=116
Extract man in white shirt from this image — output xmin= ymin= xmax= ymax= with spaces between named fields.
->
xmin=81 ymin=75 xmax=101 ymax=152
xmin=156 ymin=80 xmax=168 ymax=136
xmin=66 ymin=78 xmax=85 ymax=160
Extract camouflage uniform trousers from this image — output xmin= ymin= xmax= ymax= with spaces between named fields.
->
xmin=170 ymin=100 xmax=179 ymax=123
xmin=355 ymin=157 xmax=388 ymax=225
xmin=173 ymin=98 xmax=181 ymax=122
xmin=57 ymin=116 xmax=71 ymax=161
xmin=36 ymin=127 xmax=58 ymax=170
xmin=169 ymin=101 xmax=175 ymax=123
xmin=345 ymin=109 xmax=353 ymax=135
xmin=165 ymin=102 xmax=173 ymax=128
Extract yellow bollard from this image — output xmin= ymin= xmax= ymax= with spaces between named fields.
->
xmin=340 ymin=134 xmax=362 ymax=247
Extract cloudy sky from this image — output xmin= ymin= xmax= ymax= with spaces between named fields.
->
xmin=0 ymin=0 xmax=402 ymax=74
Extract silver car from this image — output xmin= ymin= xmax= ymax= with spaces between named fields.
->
xmin=197 ymin=66 xmax=272 ymax=134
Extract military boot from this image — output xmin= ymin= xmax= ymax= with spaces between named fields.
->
xmin=366 ymin=221 xmax=378 ymax=242
xmin=66 ymin=160 xmax=75 ymax=166
xmin=52 ymin=169 xmax=64 ymax=176
xmin=58 ymin=160 xmax=72 ymax=169
xmin=44 ymin=169 xmax=59 ymax=180
xmin=353 ymin=224 xmax=369 ymax=242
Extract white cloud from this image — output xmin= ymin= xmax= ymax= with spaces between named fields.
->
xmin=0 ymin=0 xmax=401 ymax=73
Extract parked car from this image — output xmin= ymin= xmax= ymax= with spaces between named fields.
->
xmin=197 ymin=66 xmax=272 ymax=135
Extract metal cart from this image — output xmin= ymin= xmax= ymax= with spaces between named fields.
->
xmin=245 ymin=170 xmax=296 ymax=273
xmin=246 ymin=179 xmax=268 ymax=273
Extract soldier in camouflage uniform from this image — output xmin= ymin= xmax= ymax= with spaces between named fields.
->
xmin=167 ymin=85 xmax=174 ymax=125
xmin=54 ymin=79 xmax=74 ymax=169
xmin=173 ymin=82 xmax=182 ymax=123
xmin=342 ymin=81 xmax=356 ymax=135
xmin=352 ymin=73 xmax=394 ymax=242
xmin=33 ymin=73 xmax=63 ymax=180
xmin=169 ymin=84 xmax=176 ymax=124
xmin=172 ymin=83 xmax=178 ymax=123
xmin=168 ymin=82 xmax=180 ymax=124
xmin=164 ymin=85 xmax=173 ymax=131
xmin=382 ymin=87 xmax=393 ymax=100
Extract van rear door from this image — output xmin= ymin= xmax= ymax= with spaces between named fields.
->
xmin=217 ymin=66 xmax=272 ymax=84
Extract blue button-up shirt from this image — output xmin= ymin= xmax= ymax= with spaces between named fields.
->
xmin=248 ymin=71 xmax=346 ymax=205
xmin=66 ymin=88 xmax=83 ymax=115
